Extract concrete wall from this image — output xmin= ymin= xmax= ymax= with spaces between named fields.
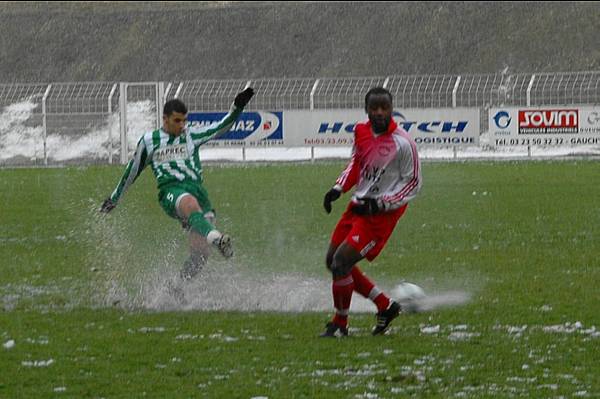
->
xmin=1 ymin=1 xmax=599 ymax=83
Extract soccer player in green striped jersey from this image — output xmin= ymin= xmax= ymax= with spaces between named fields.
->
xmin=100 ymin=88 xmax=255 ymax=281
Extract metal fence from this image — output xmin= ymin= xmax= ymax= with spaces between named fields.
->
xmin=1 ymin=71 xmax=599 ymax=166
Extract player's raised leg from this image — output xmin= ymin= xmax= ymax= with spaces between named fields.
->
xmin=177 ymin=194 xmax=233 ymax=260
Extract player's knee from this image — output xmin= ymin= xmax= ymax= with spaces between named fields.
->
xmin=332 ymin=251 xmax=348 ymax=268
xmin=330 ymin=262 xmax=351 ymax=278
xmin=325 ymin=253 xmax=334 ymax=271
xmin=203 ymin=210 xmax=216 ymax=226
xmin=330 ymin=253 xmax=352 ymax=278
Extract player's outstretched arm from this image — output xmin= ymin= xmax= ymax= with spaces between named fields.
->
xmin=99 ymin=137 xmax=149 ymax=214
xmin=189 ymin=87 xmax=255 ymax=146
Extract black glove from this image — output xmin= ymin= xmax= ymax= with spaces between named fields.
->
xmin=100 ymin=197 xmax=117 ymax=214
xmin=351 ymin=198 xmax=384 ymax=216
xmin=234 ymin=87 xmax=255 ymax=108
xmin=323 ymin=187 xmax=342 ymax=214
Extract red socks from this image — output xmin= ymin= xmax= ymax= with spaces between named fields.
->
xmin=331 ymin=267 xmax=391 ymax=327
xmin=331 ymin=273 xmax=354 ymax=328
xmin=351 ymin=266 xmax=390 ymax=312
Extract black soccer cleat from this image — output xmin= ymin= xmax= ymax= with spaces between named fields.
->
xmin=372 ymin=301 xmax=402 ymax=336
xmin=214 ymin=234 xmax=233 ymax=258
xmin=319 ymin=321 xmax=349 ymax=338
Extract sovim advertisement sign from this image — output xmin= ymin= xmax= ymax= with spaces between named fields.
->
xmin=489 ymin=107 xmax=600 ymax=146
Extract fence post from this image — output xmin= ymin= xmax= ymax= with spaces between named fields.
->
xmin=156 ymin=82 xmax=165 ymax=128
xmin=310 ymin=79 xmax=319 ymax=110
xmin=452 ymin=76 xmax=461 ymax=108
xmin=107 ymin=83 xmax=118 ymax=164
xmin=174 ymin=82 xmax=183 ymax=99
xmin=242 ymin=80 xmax=253 ymax=159
xmin=41 ymin=84 xmax=52 ymax=166
xmin=309 ymin=79 xmax=320 ymax=158
xmin=526 ymin=74 xmax=534 ymax=158
xmin=119 ymin=82 xmax=128 ymax=165
xmin=527 ymin=74 xmax=535 ymax=106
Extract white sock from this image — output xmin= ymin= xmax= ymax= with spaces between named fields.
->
xmin=207 ymin=230 xmax=221 ymax=244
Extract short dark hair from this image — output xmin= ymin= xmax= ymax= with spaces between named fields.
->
xmin=163 ymin=99 xmax=187 ymax=116
xmin=365 ymin=87 xmax=393 ymax=111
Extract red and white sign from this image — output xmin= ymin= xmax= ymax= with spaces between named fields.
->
xmin=489 ymin=107 xmax=600 ymax=146
xmin=518 ymin=109 xmax=578 ymax=134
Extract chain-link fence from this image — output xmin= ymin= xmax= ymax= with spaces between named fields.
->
xmin=1 ymin=71 xmax=599 ymax=166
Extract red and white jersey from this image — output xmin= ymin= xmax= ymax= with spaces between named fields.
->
xmin=335 ymin=119 xmax=421 ymax=211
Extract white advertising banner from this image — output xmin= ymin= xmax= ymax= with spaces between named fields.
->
xmin=187 ymin=111 xmax=285 ymax=147
xmin=188 ymin=108 xmax=480 ymax=147
xmin=489 ymin=107 xmax=600 ymax=146
xmin=284 ymin=108 xmax=480 ymax=147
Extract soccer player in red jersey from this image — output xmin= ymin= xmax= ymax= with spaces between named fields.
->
xmin=321 ymin=87 xmax=422 ymax=337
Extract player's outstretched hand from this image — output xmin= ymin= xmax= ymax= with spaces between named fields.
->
xmin=323 ymin=187 xmax=342 ymax=214
xmin=234 ymin=87 xmax=255 ymax=108
xmin=351 ymin=198 xmax=382 ymax=215
xmin=100 ymin=197 xmax=117 ymax=214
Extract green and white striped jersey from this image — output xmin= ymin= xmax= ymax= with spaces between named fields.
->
xmin=109 ymin=104 xmax=242 ymax=203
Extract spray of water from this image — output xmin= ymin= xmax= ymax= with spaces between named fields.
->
xmin=82 ymin=199 xmax=471 ymax=314
xmin=0 ymin=99 xmax=44 ymax=161
xmin=0 ymin=99 xmax=154 ymax=162
xmin=116 ymin=262 xmax=472 ymax=314
xmin=85 ymin=209 xmax=472 ymax=314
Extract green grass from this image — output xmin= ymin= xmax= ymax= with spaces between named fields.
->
xmin=1 ymin=160 xmax=599 ymax=398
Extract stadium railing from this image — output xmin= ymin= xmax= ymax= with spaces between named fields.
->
xmin=0 ymin=71 xmax=599 ymax=166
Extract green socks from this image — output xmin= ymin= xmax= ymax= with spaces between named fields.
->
xmin=187 ymin=211 xmax=215 ymax=237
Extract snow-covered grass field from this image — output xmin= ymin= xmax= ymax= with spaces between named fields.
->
xmin=1 ymin=160 xmax=599 ymax=397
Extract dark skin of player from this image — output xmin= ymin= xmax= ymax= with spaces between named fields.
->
xmin=325 ymin=93 xmax=393 ymax=277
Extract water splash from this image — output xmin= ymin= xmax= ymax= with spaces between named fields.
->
xmin=100 ymin=258 xmax=471 ymax=314
xmin=0 ymin=99 xmax=44 ymax=161
xmin=0 ymin=99 xmax=155 ymax=162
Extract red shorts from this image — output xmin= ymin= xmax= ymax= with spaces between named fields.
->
xmin=330 ymin=203 xmax=408 ymax=261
